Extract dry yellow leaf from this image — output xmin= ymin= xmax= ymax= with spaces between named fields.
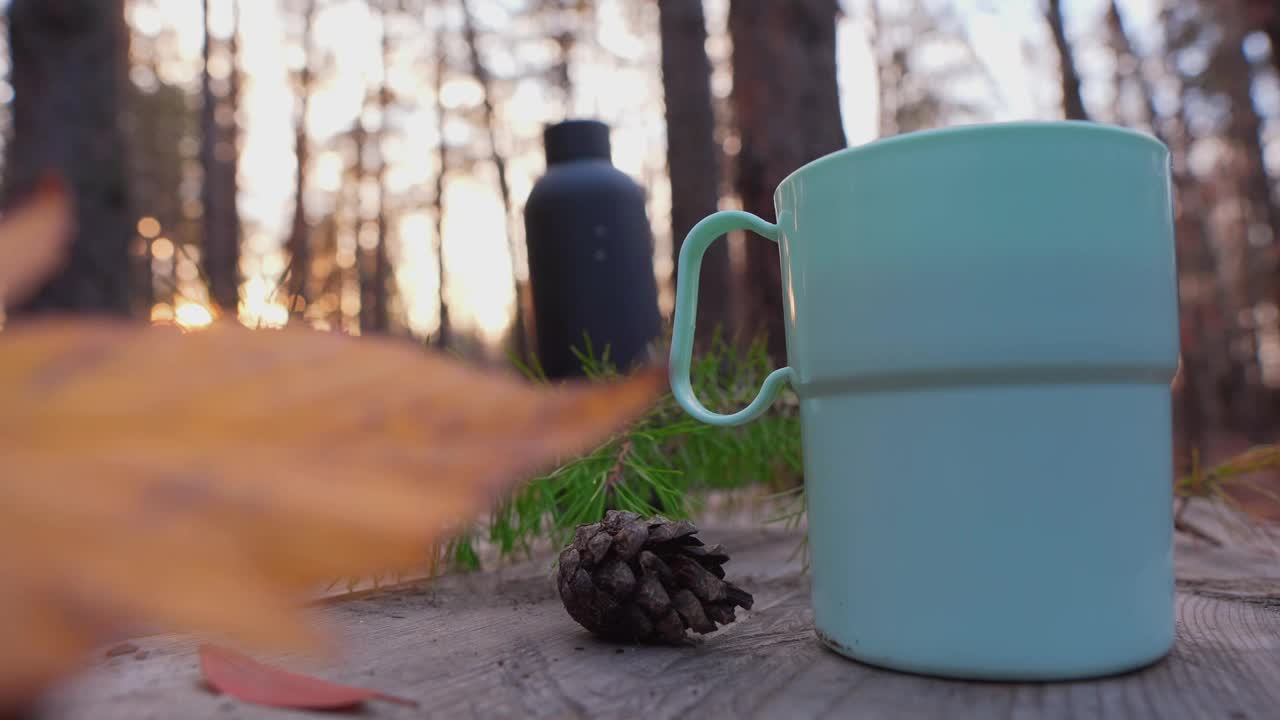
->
xmin=0 ymin=195 xmax=665 ymax=706
xmin=0 ymin=176 xmax=72 ymax=309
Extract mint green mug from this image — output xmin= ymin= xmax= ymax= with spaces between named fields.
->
xmin=669 ymin=122 xmax=1178 ymax=680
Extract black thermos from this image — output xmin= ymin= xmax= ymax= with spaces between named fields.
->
xmin=524 ymin=119 xmax=661 ymax=378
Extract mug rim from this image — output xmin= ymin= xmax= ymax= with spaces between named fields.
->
xmin=777 ymin=120 xmax=1169 ymax=193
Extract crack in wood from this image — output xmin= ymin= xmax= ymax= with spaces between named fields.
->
xmin=1178 ymin=579 xmax=1280 ymax=608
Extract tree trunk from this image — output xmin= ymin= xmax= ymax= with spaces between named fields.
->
xmin=1045 ymin=0 xmax=1089 ymax=121
xmin=4 ymin=0 xmax=132 ymax=315
xmin=286 ymin=0 xmax=318 ymax=309
xmin=0 ymin=13 xmax=8 ymax=152
xmin=1105 ymin=0 xmax=1160 ymax=133
xmin=1173 ymin=178 xmax=1217 ymax=470
xmin=432 ymin=23 xmax=451 ymax=349
xmin=200 ymin=0 xmax=242 ymax=314
xmin=545 ymin=0 xmax=581 ymax=113
xmin=1160 ymin=0 xmax=1271 ymax=435
xmin=339 ymin=122 xmax=364 ymax=333
xmin=1220 ymin=8 xmax=1280 ymax=253
xmin=1158 ymin=59 xmax=1202 ymax=463
xmin=460 ymin=0 xmax=528 ymax=359
xmin=353 ymin=121 xmax=376 ymax=334
xmin=867 ymin=0 xmax=897 ymax=137
xmin=1220 ymin=5 xmax=1279 ymax=436
xmin=658 ymin=0 xmax=729 ymax=345
xmin=1107 ymin=0 xmax=1209 ymax=460
xmin=728 ymin=0 xmax=847 ymax=361
xmin=1243 ymin=0 xmax=1280 ymax=78
xmin=367 ymin=3 xmax=393 ymax=334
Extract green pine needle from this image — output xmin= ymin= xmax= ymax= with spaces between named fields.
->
xmin=463 ymin=328 xmax=802 ymax=571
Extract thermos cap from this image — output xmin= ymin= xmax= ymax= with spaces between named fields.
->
xmin=544 ymin=119 xmax=612 ymax=164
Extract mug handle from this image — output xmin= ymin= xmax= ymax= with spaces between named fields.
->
xmin=669 ymin=210 xmax=795 ymax=427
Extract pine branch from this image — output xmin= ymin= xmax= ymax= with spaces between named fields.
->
xmin=455 ymin=329 xmax=801 ymax=571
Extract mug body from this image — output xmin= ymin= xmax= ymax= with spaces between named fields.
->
xmin=775 ymin=122 xmax=1178 ymax=680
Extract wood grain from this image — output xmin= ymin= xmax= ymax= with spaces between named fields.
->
xmin=42 ymin=525 xmax=1280 ymax=720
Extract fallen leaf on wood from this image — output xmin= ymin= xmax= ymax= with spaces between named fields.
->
xmin=0 ymin=316 xmax=665 ymax=705
xmin=199 ymin=644 xmax=416 ymax=710
xmin=0 ymin=175 xmax=72 ymax=309
xmin=103 ymin=643 xmax=139 ymax=659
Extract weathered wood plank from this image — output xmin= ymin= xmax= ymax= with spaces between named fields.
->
xmin=41 ymin=525 xmax=1280 ymax=720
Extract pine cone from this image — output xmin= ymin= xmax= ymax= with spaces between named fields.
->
xmin=556 ymin=510 xmax=754 ymax=644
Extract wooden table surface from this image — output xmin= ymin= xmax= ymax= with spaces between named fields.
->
xmin=44 ymin=506 xmax=1280 ymax=719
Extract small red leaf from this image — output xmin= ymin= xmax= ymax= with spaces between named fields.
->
xmin=198 ymin=644 xmax=417 ymax=710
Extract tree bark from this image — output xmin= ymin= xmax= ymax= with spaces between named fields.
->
xmin=1220 ymin=5 xmax=1279 ymax=436
xmin=1173 ymin=177 xmax=1217 ymax=468
xmin=1045 ymin=0 xmax=1089 ymax=121
xmin=123 ymin=34 xmax=165 ymax=313
xmin=5 ymin=0 xmax=132 ymax=315
xmin=1243 ymin=0 xmax=1280 ymax=79
xmin=432 ymin=23 xmax=451 ymax=349
xmin=1163 ymin=0 xmax=1273 ymax=436
xmin=867 ymin=0 xmax=898 ymax=137
xmin=353 ymin=121 xmax=375 ymax=333
xmin=728 ymin=0 xmax=847 ymax=361
xmin=538 ymin=0 xmax=581 ymax=113
xmin=200 ymin=0 xmax=242 ymax=314
xmin=658 ymin=0 xmax=730 ymax=345
xmin=352 ymin=113 xmax=376 ymax=335
xmin=286 ymin=0 xmax=318 ymax=308
xmin=460 ymin=0 xmax=528 ymax=359
xmin=1107 ymin=0 xmax=1212 ymax=460
xmin=1105 ymin=0 xmax=1160 ymax=133
xmin=366 ymin=2 xmax=393 ymax=334
xmin=1220 ymin=8 xmax=1280 ymax=254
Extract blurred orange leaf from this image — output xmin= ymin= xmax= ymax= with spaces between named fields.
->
xmin=0 ymin=317 xmax=664 ymax=704
xmin=0 ymin=176 xmax=72 ymax=309
xmin=199 ymin=644 xmax=416 ymax=710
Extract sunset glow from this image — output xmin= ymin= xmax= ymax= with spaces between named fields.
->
xmin=174 ymin=300 xmax=215 ymax=330
xmin=238 ymin=274 xmax=290 ymax=329
xmin=122 ymin=0 xmax=1161 ymax=346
